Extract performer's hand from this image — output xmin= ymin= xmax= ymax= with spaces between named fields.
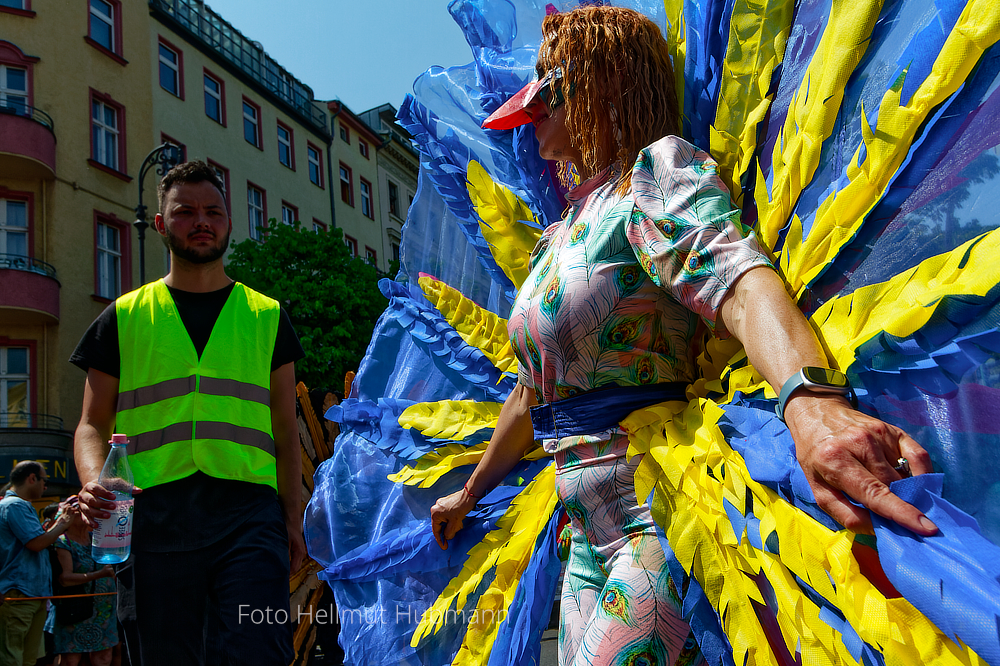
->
xmin=430 ymin=488 xmax=478 ymax=550
xmin=783 ymin=393 xmax=937 ymax=536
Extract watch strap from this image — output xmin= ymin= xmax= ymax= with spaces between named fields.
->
xmin=776 ymin=367 xmax=857 ymax=421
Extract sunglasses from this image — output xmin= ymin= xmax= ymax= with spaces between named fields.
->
xmin=536 ymin=67 xmax=567 ymax=111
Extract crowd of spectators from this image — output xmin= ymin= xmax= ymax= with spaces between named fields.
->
xmin=0 ymin=461 xmax=121 ymax=666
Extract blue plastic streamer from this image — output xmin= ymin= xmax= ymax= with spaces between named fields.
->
xmin=381 ymin=279 xmax=516 ymax=403
xmin=874 ymin=474 xmax=1000 ymax=665
xmin=486 ymin=508 xmax=563 ymax=666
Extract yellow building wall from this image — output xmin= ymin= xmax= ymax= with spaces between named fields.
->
xmin=374 ymin=145 xmax=417 ymax=269
xmin=1 ymin=1 xmax=156 ymax=429
xmin=330 ymin=114 xmax=386 ymax=270
xmin=149 ymin=23 xmax=332 ymax=252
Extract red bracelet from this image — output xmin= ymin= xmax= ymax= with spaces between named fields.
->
xmin=463 ymin=482 xmax=481 ymax=499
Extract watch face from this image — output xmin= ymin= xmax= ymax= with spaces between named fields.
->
xmin=802 ymin=367 xmax=849 ymax=388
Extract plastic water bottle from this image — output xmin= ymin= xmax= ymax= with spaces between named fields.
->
xmin=91 ymin=433 xmax=135 ymax=564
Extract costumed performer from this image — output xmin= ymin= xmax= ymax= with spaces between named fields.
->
xmin=429 ymin=7 xmax=937 ymax=665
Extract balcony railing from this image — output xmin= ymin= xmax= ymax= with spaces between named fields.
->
xmin=0 ymin=413 xmax=65 ymax=430
xmin=0 ymin=103 xmax=54 ymax=132
xmin=149 ymin=0 xmax=328 ymax=136
xmin=0 ymin=254 xmax=57 ymax=279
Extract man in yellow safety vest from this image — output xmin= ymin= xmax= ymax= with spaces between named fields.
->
xmin=71 ymin=161 xmax=305 ymax=665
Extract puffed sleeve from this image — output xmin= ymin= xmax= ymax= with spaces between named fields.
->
xmin=627 ymin=136 xmax=772 ymax=330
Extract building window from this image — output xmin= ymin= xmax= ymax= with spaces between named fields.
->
xmin=89 ymin=0 xmax=114 ymax=50
xmin=392 ymin=242 xmax=400 ymax=263
xmin=365 ymin=246 xmax=377 ymax=265
xmin=87 ymin=0 xmax=122 ymax=61
xmin=312 ymin=219 xmax=326 ymax=233
xmin=160 ymin=133 xmax=186 ymax=163
xmin=207 ymin=160 xmax=230 ymax=214
xmin=0 ymin=346 xmax=29 ymax=426
xmin=243 ymin=98 xmax=261 ymax=148
xmin=281 ymin=202 xmax=297 ymax=226
xmin=307 ymin=144 xmax=322 ymax=187
xmin=359 ymin=140 xmax=369 ymax=159
xmin=0 ymin=64 xmax=27 ymax=115
xmin=388 ymin=180 xmax=399 ymax=218
xmin=96 ymin=220 xmax=121 ymax=298
xmin=339 ymin=163 xmax=353 ymax=206
xmin=0 ymin=1 xmax=29 ymax=12
xmin=360 ymin=179 xmax=373 ymax=219
xmin=90 ymin=92 xmax=124 ymax=173
xmin=344 ymin=235 xmax=358 ymax=257
xmin=0 ymin=199 xmax=28 ymax=256
xmin=158 ymin=40 xmax=182 ymax=98
xmin=247 ymin=184 xmax=265 ymax=241
xmin=277 ymin=123 xmax=293 ymax=169
xmin=203 ymin=70 xmax=225 ymax=124
xmin=339 ymin=124 xmax=350 ymax=143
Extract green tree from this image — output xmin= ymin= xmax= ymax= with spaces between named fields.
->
xmin=226 ymin=222 xmax=388 ymax=392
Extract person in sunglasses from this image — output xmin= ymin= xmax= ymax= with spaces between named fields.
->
xmin=431 ymin=5 xmax=934 ymax=665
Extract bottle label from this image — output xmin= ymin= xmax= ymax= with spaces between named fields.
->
xmin=93 ymin=498 xmax=134 ymax=549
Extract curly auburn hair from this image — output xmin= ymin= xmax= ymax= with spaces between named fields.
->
xmin=537 ymin=6 xmax=680 ymax=193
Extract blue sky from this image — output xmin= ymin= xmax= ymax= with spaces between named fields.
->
xmin=202 ymin=0 xmax=475 ymax=115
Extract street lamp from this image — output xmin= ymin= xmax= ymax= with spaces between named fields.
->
xmin=134 ymin=142 xmax=182 ymax=285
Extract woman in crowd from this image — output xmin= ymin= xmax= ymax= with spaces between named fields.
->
xmin=49 ymin=497 xmax=117 ymax=666
xmin=429 ymin=6 xmax=935 ymax=665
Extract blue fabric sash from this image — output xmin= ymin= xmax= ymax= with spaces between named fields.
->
xmin=529 ymin=383 xmax=687 ymax=440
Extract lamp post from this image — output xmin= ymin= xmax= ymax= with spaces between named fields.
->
xmin=134 ymin=142 xmax=182 ymax=285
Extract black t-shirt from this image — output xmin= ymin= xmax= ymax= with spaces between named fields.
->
xmin=70 ymin=282 xmax=305 ymax=552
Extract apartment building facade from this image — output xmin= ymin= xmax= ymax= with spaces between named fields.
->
xmin=149 ymin=0 xmax=333 ymax=243
xmin=0 ymin=0 xmax=160 ymax=493
xmin=327 ymin=100 xmax=387 ymax=270
xmin=360 ymin=103 xmax=419 ymax=273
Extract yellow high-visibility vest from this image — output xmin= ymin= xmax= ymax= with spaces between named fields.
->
xmin=114 ymin=279 xmax=279 ymax=489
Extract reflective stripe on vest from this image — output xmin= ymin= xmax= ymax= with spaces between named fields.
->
xmin=115 ymin=280 xmax=280 ymax=490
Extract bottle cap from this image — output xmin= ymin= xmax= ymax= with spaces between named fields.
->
xmin=110 ymin=434 xmax=128 ymax=446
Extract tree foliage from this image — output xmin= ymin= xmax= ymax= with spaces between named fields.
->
xmin=227 ymin=222 xmax=388 ymax=393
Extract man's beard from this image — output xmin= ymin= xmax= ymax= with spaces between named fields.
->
xmin=166 ymin=228 xmax=229 ymax=264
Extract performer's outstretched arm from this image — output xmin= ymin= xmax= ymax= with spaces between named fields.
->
xmin=719 ymin=266 xmax=938 ymax=536
xmin=430 ymin=382 xmax=538 ymax=549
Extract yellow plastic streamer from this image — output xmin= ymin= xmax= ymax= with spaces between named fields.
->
xmin=410 ymin=464 xmax=560 ymax=666
xmin=390 ymin=441 xmax=549 ymax=488
xmin=812 ymin=227 xmax=1000 ymax=372
xmin=754 ymin=0 xmax=883 ymax=253
xmin=390 ymin=441 xmax=490 ymax=488
xmin=663 ymin=0 xmax=687 ymax=122
xmin=399 ymin=400 xmax=503 ymax=441
xmin=418 ymin=274 xmax=519 ymax=376
xmin=624 ymin=398 xmax=986 ymax=666
xmin=710 ymin=0 xmax=795 ymax=203
xmin=466 ymin=160 xmax=542 ymax=290
xmin=776 ymin=0 xmax=1000 ymax=298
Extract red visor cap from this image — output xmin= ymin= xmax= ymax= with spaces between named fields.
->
xmin=481 ymin=77 xmax=548 ymax=130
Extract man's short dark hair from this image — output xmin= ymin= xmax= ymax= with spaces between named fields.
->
xmin=10 ymin=460 xmax=44 ymax=485
xmin=157 ymin=160 xmax=227 ymax=214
